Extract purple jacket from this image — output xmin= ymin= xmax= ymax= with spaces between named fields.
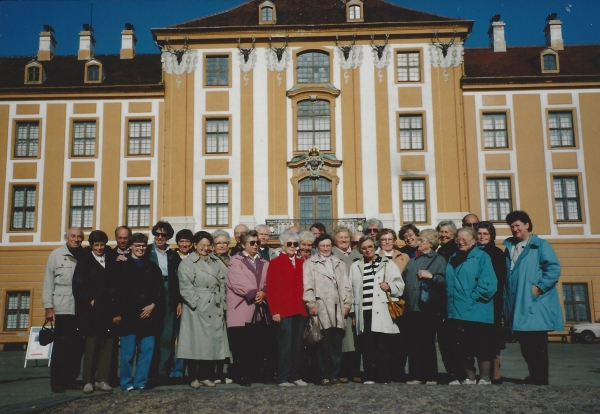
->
xmin=226 ymin=253 xmax=269 ymax=327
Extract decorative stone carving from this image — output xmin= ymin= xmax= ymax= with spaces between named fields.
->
xmin=161 ymin=50 xmax=198 ymax=88
xmin=428 ymin=43 xmax=464 ymax=82
xmin=337 ymin=45 xmax=363 ymax=84
xmin=238 ymin=48 xmax=257 ymax=86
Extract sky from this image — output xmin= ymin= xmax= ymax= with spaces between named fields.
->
xmin=0 ymin=0 xmax=598 ymax=57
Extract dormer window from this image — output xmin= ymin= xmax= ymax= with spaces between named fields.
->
xmin=346 ymin=0 xmax=364 ymax=22
xmin=259 ymin=1 xmax=276 ymax=25
xmin=24 ymin=61 xmax=43 ymax=84
xmin=84 ymin=60 xmax=104 ymax=83
xmin=541 ymin=48 xmax=559 ymax=73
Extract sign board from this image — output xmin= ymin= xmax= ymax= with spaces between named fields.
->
xmin=24 ymin=326 xmax=52 ymax=368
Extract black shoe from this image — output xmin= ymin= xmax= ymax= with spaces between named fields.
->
xmin=65 ymin=382 xmax=84 ymax=390
xmin=238 ymin=377 xmax=251 ymax=387
xmin=491 ymin=377 xmax=503 ymax=385
xmin=523 ymin=376 xmax=548 ymax=385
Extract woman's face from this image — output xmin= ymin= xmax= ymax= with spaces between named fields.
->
xmin=92 ymin=241 xmax=105 ymax=257
xmin=360 ymin=240 xmax=377 ymax=260
xmin=403 ymin=229 xmax=418 ymax=248
xmin=438 ymin=226 xmax=454 ymax=245
xmin=130 ymin=242 xmax=147 ymax=259
xmin=153 ymin=228 xmax=169 ymax=250
xmin=334 ymin=231 xmax=351 ymax=251
xmin=417 ymin=236 xmax=432 ymax=253
xmin=213 ymin=235 xmax=229 ymax=255
xmin=177 ymin=238 xmax=192 ymax=255
xmin=243 ymin=236 xmax=259 ymax=256
xmin=477 ymin=228 xmax=492 ymax=246
xmin=300 ymin=240 xmax=313 ymax=256
xmin=195 ymin=238 xmax=212 ymax=257
xmin=378 ymin=232 xmax=395 ymax=253
xmin=317 ymin=239 xmax=332 ymax=257
xmin=456 ymin=231 xmax=476 ymax=252
xmin=283 ymin=238 xmax=298 ymax=256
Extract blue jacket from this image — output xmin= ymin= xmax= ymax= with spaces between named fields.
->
xmin=446 ymin=247 xmax=497 ymax=324
xmin=502 ymin=235 xmax=564 ymax=332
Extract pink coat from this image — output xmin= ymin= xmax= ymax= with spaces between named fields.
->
xmin=226 ymin=253 xmax=269 ymax=327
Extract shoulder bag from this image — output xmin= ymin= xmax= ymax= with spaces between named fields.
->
xmin=383 ymin=263 xmax=405 ymax=320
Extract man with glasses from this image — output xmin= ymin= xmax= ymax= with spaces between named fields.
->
xmin=462 ymin=214 xmax=479 ymax=228
xmin=364 ymin=218 xmax=383 ymax=237
xmin=144 ymin=221 xmax=182 ymax=386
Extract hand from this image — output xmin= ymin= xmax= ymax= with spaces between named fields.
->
xmin=343 ymin=307 xmax=349 ymax=317
xmin=379 ymin=282 xmax=390 ymax=292
xmin=255 ymin=291 xmax=266 ymax=304
xmin=140 ymin=303 xmax=155 ymax=319
xmin=90 ymin=299 xmax=95 ymax=307
xmin=113 ymin=316 xmax=121 ymax=325
xmin=273 ymin=314 xmax=281 ymax=323
xmin=418 ymin=270 xmax=433 ymax=279
xmin=532 ymin=285 xmax=542 ymax=298
xmin=45 ymin=308 xmax=55 ymax=321
xmin=116 ymin=254 xmax=128 ymax=262
xmin=176 ymin=303 xmax=182 ymax=318
xmin=309 ymin=307 xmax=318 ymax=316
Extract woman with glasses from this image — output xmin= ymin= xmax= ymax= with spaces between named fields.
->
xmin=303 ymin=234 xmax=352 ymax=386
xmin=266 ymin=230 xmax=309 ymax=387
xmin=176 ymin=231 xmax=229 ymax=389
xmin=348 ymin=235 xmax=405 ymax=384
xmin=445 ymin=227 xmax=497 ymax=385
xmin=399 ymin=224 xmax=420 ymax=259
xmin=226 ymin=230 xmax=269 ymax=386
xmin=400 ymin=229 xmax=447 ymax=385
xmin=376 ymin=229 xmax=410 ymax=272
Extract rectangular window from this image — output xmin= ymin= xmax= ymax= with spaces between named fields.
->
xmin=206 ymin=56 xmax=229 ymax=86
xmin=399 ymin=115 xmax=423 ymax=150
xmin=297 ymin=100 xmax=331 ymax=151
xmin=11 ymin=186 xmax=36 ymax=230
xmin=70 ymin=185 xmax=94 ymax=228
xmin=554 ymin=177 xmax=581 ymax=221
xmin=127 ymin=184 xmax=150 ymax=228
xmin=486 ymin=178 xmax=512 ymax=222
xmin=205 ymin=119 xmax=229 ymax=153
xmin=205 ymin=183 xmax=229 ymax=227
xmin=14 ymin=122 xmax=39 ymax=157
xmin=4 ymin=292 xmax=30 ymax=330
xmin=548 ymin=112 xmax=574 ymax=147
xmin=72 ymin=121 xmax=96 ymax=156
xmin=401 ymin=179 xmax=427 ymax=223
xmin=128 ymin=120 xmax=152 ymax=155
xmin=27 ymin=66 xmax=40 ymax=82
xmin=483 ymin=113 xmax=508 ymax=148
xmin=349 ymin=5 xmax=361 ymax=19
xmin=397 ymin=52 xmax=420 ymax=82
xmin=563 ymin=283 xmax=590 ymax=322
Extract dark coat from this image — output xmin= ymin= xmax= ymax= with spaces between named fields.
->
xmin=117 ymin=257 xmax=164 ymax=337
xmin=479 ymin=243 xmax=506 ymax=326
xmin=143 ymin=245 xmax=182 ymax=312
xmin=437 ymin=240 xmax=458 ymax=262
xmin=72 ymin=248 xmax=121 ymax=337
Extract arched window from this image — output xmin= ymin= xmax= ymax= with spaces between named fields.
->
xmin=259 ymin=1 xmax=276 ymax=25
xmin=540 ymin=49 xmax=559 ymax=73
xmin=262 ymin=6 xmax=273 ymax=21
xmin=299 ymin=177 xmax=332 ymax=221
xmin=349 ymin=5 xmax=361 ymax=20
xmin=543 ymin=54 xmax=557 ymax=71
xmin=27 ymin=66 xmax=40 ymax=82
xmin=297 ymin=99 xmax=331 ymax=151
xmin=297 ymin=51 xmax=330 ymax=84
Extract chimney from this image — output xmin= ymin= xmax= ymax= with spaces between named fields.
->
xmin=78 ymin=24 xmax=96 ymax=60
xmin=544 ymin=17 xmax=564 ymax=50
xmin=120 ymin=23 xmax=136 ymax=59
xmin=487 ymin=15 xmax=506 ymax=52
xmin=38 ymin=25 xmax=57 ymax=61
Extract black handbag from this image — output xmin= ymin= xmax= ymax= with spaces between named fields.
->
xmin=246 ymin=303 xmax=270 ymax=339
xmin=39 ymin=319 xmax=55 ymax=346
xmin=303 ymin=315 xmax=325 ymax=345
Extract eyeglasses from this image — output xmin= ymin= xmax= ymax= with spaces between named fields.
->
xmin=215 ymin=241 xmax=229 ymax=245
xmin=360 ymin=244 xmax=376 ymax=251
xmin=367 ymin=228 xmax=379 ymax=234
xmin=247 ymin=240 xmax=258 ymax=246
xmin=132 ymin=244 xmax=147 ymax=248
xmin=154 ymin=232 xmax=168 ymax=238
xmin=463 ymin=223 xmax=476 ymax=228
xmin=197 ymin=244 xmax=212 ymax=249
xmin=286 ymin=242 xmax=299 ymax=247
xmin=351 ymin=241 xmax=359 ymax=247
xmin=379 ymin=237 xmax=394 ymax=243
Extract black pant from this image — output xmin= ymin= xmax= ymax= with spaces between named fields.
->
xmin=315 ymin=328 xmax=344 ymax=381
xmin=189 ymin=360 xmax=217 ymax=381
xmin=514 ymin=331 xmax=549 ymax=385
xmin=403 ymin=312 xmax=438 ymax=382
xmin=50 ymin=314 xmax=84 ymax=387
xmin=390 ymin=323 xmax=408 ymax=382
xmin=228 ymin=325 xmax=269 ymax=383
xmin=276 ymin=315 xmax=307 ymax=384
xmin=358 ymin=310 xmax=393 ymax=383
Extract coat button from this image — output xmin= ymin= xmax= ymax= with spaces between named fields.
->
xmin=209 ymin=315 xmax=211 ymax=318
xmin=208 ymin=301 xmax=210 ymax=303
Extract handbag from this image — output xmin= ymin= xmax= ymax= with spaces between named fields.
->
xmin=246 ymin=302 xmax=270 ymax=340
xmin=303 ymin=315 xmax=325 ymax=345
xmin=382 ymin=263 xmax=405 ymax=320
xmin=39 ymin=319 xmax=55 ymax=346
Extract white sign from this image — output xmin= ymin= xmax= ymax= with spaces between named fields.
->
xmin=24 ymin=326 xmax=52 ymax=368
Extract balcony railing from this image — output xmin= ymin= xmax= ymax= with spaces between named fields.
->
xmin=265 ymin=218 xmax=365 ymax=239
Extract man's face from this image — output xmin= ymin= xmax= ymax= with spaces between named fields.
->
xmin=116 ymin=228 xmax=131 ymax=250
xmin=366 ymin=226 xmax=379 ymax=237
xmin=510 ymin=220 xmax=530 ymax=241
xmin=257 ymin=227 xmax=270 ymax=246
xmin=65 ymin=228 xmax=83 ymax=249
xmin=463 ymin=215 xmax=479 ymax=228
xmin=311 ymin=227 xmax=322 ymax=238
xmin=234 ymin=224 xmax=249 ymax=243
xmin=153 ymin=227 xmax=169 ymax=250
xmin=335 ymin=231 xmax=351 ymax=251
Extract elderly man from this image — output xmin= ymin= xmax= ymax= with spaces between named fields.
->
xmin=462 ymin=214 xmax=479 ymax=228
xmin=230 ymin=223 xmax=249 ymax=256
xmin=503 ymin=211 xmax=563 ymax=385
xmin=351 ymin=232 xmax=363 ymax=250
xmin=43 ymin=227 xmax=85 ymax=393
xmin=364 ymin=218 xmax=383 ymax=237
xmin=256 ymin=224 xmax=278 ymax=261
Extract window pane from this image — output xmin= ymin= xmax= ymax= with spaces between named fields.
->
xmin=483 ymin=114 xmax=508 ymax=148
xmin=554 ymin=177 xmax=580 ymax=221
xmin=399 ymin=115 xmax=423 ymax=150
xmin=127 ymin=184 xmax=150 ymax=227
xmin=72 ymin=121 xmax=96 ymax=156
xmin=297 ymin=100 xmax=331 ymax=151
xmin=206 ymin=119 xmax=229 ymax=153
xmin=11 ymin=187 xmax=35 ymax=230
xmin=397 ymin=52 xmax=420 ymax=82
xmin=205 ymin=183 xmax=229 ymax=226
xmin=15 ymin=122 xmax=39 ymax=157
xmin=297 ymin=52 xmax=330 ymax=84
xmin=128 ymin=120 xmax=152 ymax=155
xmin=549 ymin=112 xmax=574 ymax=147
xmin=563 ymin=284 xmax=590 ymax=322
xmin=486 ymin=178 xmax=512 ymax=221
xmin=401 ymin=179 xmax=426 ymax=223
xmin=206 ymin=56 xmax=229 ymax=86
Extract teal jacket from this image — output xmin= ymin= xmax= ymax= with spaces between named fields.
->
xmin=502 ymin=235 xmax=564 ymax=332
xmin=446 ymin=246 xmax=497 ymax=324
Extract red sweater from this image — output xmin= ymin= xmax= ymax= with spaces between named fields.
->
xmin=266 ymin=254 xmax=308 ymax=318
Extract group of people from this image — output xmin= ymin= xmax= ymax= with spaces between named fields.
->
xmin=42 ymin=210 xmax=564 ymax=394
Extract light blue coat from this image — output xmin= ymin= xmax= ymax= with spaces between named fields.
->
xmin=502 ymin=234 xmax=564 ymax=332
xmin=446 ymin=247 xmax=497 ymax=324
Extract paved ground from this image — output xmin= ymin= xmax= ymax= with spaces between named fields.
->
xmin=0 ymin=342 xmax=599 ymax=413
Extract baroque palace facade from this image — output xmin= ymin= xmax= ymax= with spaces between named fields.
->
xmin=0 ymin=0 xmax=599 ymax=346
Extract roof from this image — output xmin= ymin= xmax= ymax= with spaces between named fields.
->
xmin=463 ymin=45 xmax=600 ymax=85
xmin=0 ymin=54 xmax=163 ymax=95
xmin=167 ymin=0 xmax=460 ymax=29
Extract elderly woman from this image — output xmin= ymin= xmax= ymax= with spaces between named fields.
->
xmin=376 ymin=229 xmax=410 ymax=272
xmin=266 ymin=230 xmax=309 ymax=387
xmin=303 ymin=234 xmax=352 ymax=386
xmin=349 ymin=236 xmax=405 ymax=384
xmin=399 ymin=224 xmax=420 ymax=259
xmin=175 ymin=229 xmax=193 ymax=260
xmin=475 ymin=222 xmax=506 ymax=384
xmin=401 ymin=229 xmax=447 ymax=385
xmin=72 ymin=230 xmax=120 ymax=394
xmin=176 ymin=231 xmax=229 ymax=389
xmin=436 ymin=221 xmax=458 ymax=262
xmin=445 ymin=227 xmax=497 ymax=385
xmin=212 ymin=230 xmax=232 ymax=266
xmin=226 ymin=230 xmax=269 ymax=387
xmin=298 ymin=231 xmax=314 ymax=260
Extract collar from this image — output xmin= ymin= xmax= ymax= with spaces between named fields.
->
xmin=242 ymin=251 xmax=261 ymax=261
